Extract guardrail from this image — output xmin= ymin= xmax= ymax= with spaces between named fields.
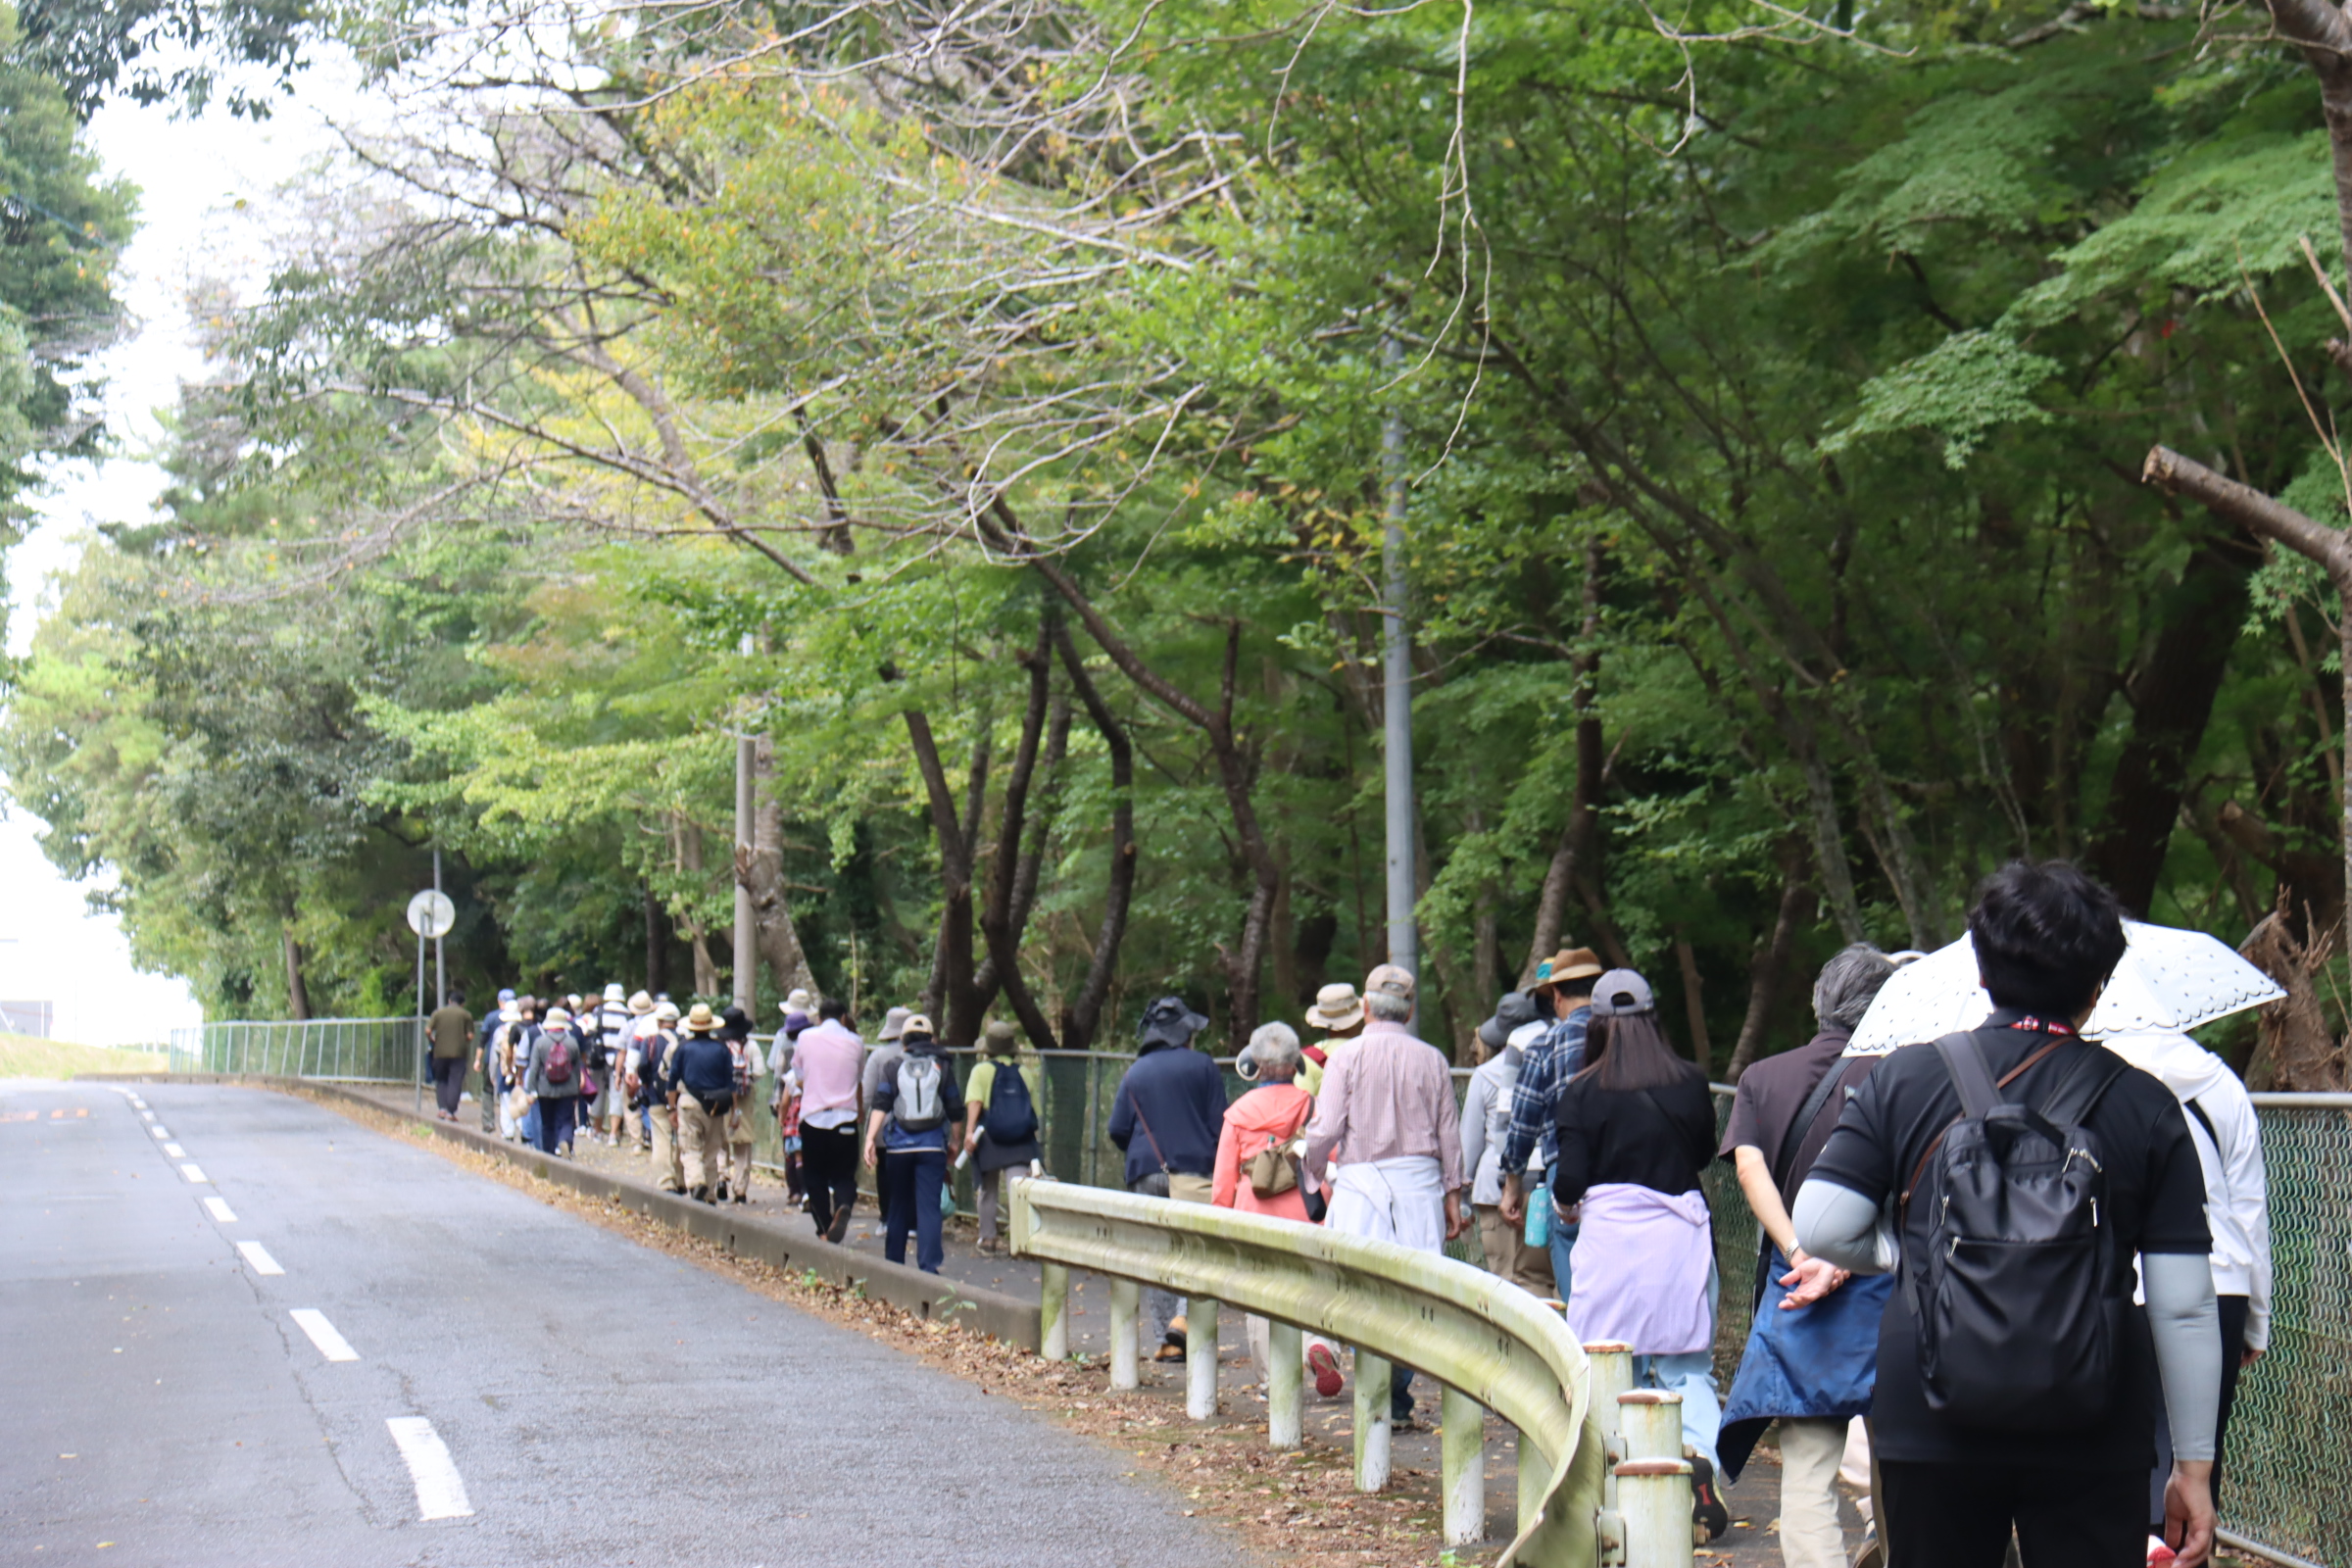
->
xmin=169 ymin=1018 xmax=422 ymax=1084
xmin=1010 ymin=1177 xmax=1705 ymax=1568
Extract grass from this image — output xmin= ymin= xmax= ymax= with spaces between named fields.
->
xmin=0 ymin=1034 xmax=169 ymax=1079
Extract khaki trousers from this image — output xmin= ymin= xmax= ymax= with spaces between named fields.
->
xmin=1777 ymin=1416 xmax=1848 ymax=1568
xmin=1475 ymin=1203 xmax=1557 ymax=1295
xmin=723 ymin=1103 xmax=754 ymax=1193
xmin=677 ymin=1098 xmax=727 ymax=1192
xmin=649 ymin=1104 xmax=685 ymax=1192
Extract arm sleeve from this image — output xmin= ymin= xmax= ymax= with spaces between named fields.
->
xmin=1106 ymin=1070 xmax=1135 ymax=1152
xmin=1459 ymin=1076 xmax=1490 ymax=1186
xmin=2224 ymin=1089 xmax=2274 ymax=1352
xmin=1435 ymin=1058 xmax=1465 ymax=1193
xmin=1497 ymin=1051 xmax=1549 ymax=1176
xmin=2144 ymin=1250 xmax=2222 ymax=1462
xmin=1792 ymin=1179 xmax=1896 ymax=1273
xmin=1301 ymin=1052 xmax=1349 ymax=1174
xmin=1548 ymin=1085 xmax=1592 ymax=1207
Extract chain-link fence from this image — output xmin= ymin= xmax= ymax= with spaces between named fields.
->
xmin=168 ymin=1018 xmax=422 ymax=1084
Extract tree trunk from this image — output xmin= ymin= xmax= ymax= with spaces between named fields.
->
xmin=1524 ymin=540 xmax=1607 ymax=983
xmin=1673 ymin=929 xmax=1713 ymax=1072
xmin=2085 ymin=539 xmax=2255 ymax=914
xmin=903 ymin=707 xmax=990 ymax=1049
xmin=1726 ymin=870 xmax=1810 ymax=1081
xmin=747 ymin=734 xmax=818 ymax=1004
xmin=977 ymin=630 xmax=1063 ymax=1051
xmin=283 ymin=923 xmax=312 ymax=1021
xmin=676 ymin=817 xmax=720 ymax=999
xmin=643 ymin=880 xmax=668 ymax=997
xmin=1051 ymin=616 xmax=1137 ymax=1053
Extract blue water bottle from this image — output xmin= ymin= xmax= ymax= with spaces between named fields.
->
xmin=1524 ymin=1183 xmax=1550 ymax=1250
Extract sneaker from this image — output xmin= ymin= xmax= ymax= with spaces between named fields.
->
xmin=1164 ymin=1313 xmax=1188 ymax=1351
xmin=825 ymin=1207 xmax=854 ymax=1245
xmin=1689 ymin=1453 xmax=1729 ymax=1542
xmin=1307 ymin=1343 xmax=1345 ymax=1398
xmin=2147 ymin=1536 xmax=2178 ymax=1567
xmin=1849 ymin=1528 xmax=1883 ymax=1568
xmin=1152 ymin=1344 xmax=1187 ymax=1363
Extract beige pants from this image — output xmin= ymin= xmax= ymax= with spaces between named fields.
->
xmin=649 ymin=1104 xmax=684 ymax=1192
xmin=677 ymin=1097 xmax=727 ymax=1192
xmin=1777 ymin=1416 xmax=1847 ymax=1568
xmin=1475 ymin=1203 xmax=1556 ymax=1295
xmin=723 ymin=1104 xmax=754 ymax=1193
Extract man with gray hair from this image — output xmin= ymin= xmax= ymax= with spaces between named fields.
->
xmin=1714 ymin=943 xmax=1898 ymax=1568
xmin=1303 ymin=963 xmax=1467 ymax=1423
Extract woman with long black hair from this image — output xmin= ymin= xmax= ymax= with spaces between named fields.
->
xmin=1552 ymin=968 xmax=1729 ymax=1540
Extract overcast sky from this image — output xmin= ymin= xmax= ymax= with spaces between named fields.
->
xmin=0 ymin=80 xmax=344 ymax=1045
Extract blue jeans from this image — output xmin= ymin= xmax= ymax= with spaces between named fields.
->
xmin=884 ymin=1148 xmax=948 ymax=1273
xmin=1548 ymin=1217 xmax=1580 ymax=1304
xmin=532 ymin=1096 xmax=574 ymax=1154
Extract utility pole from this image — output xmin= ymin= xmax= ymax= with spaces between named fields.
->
xmin=432 ymin=846 xmax=446 ymax=1008
xmin=1382 ymin=337 xmax=1417 ymax=995
xmin=734 ymin=734 xmax=757 ymax=1015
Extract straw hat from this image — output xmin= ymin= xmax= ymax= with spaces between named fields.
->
xmin=1530 ymin=947 xmax=1604 ymax=995
xmin=628 ymin=990 xmax=655 ymax=1015
xmin=682 ymin=1003 xmax=721 ymax=1035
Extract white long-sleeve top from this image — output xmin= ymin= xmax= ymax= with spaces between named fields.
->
xmin=1459 ymin=1045 xmax=1522 ymax=1206
xmin=2103 ymin=1031 xmax=2274 ymax=1350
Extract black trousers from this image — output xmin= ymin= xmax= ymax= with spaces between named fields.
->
xmin=430 ymin=1055 xmax=467 ymax=1115
xmin=2150 ymin=1292 xmax=2251 ymax=1526
xmin=1883 ymin=1460 xmax=2142 ymax=1568
xmin=802 ymin=1122 xmax=859 ymax=1233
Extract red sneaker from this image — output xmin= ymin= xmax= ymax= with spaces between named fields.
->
xmin=2146 ymin=1537 xmax=2178 ymax=1567
xmin=1307 ymin=1343 xmax=1344 ymax=1398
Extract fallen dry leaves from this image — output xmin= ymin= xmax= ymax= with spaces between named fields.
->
xmin=303 ymin=1088 xmax=1484 ymax=1568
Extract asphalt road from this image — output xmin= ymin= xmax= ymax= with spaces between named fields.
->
xmin=0 ymin=1080 xmax=1237 ymax=1567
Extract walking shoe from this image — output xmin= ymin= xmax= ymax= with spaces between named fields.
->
xmin=2147 ymin=1537 xmax=2178 ymax=1567
xmin=1164 ymin=1313 xmax=1188 ymax=1351
xmin=1849 ymin=1528 xmax=1883 ymax=1568
xmin=825 ymin=1206 xmax=854 ymax=1245
xmin=1688 ymin=1453 xmax=1729 ymax=1542
xmin=1152 ymin=1344 xmax=1186 ymax=1363
xmin=692 ymin=1185 xmax=714 ymax=1203
xmin=715 ymin=1179 xmax=731 ymax=1202
xmin=1307 ymin=1343 xmax=1345 ymax=1398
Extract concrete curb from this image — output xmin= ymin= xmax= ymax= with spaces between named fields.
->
xmin=78 ymin=1071 xmax=1041 ymax=1350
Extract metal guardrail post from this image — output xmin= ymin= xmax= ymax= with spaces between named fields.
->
xmin=1040 ymin=1263 xmax=1071 ymax=1359
xmin=1186 ymin=1298 xmax=1220 ymax=1419
xmin=1353 ymin=1347 xmax=1393 ymax=1492
xmin=1268 ymin=1322 xmax=1303 ymax=1448
xmin=1616 ymin=1460 xmax=1694 ymax=1568
xmin=1443 ymin=1383 xmax=1486 ymax=1545
xmin=1107 ymin=1277 xmax=1139 ymax=1390
xmin=1586 ymin=1343 xmax=1636 ymax=1565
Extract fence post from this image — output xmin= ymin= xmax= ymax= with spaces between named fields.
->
xmin=1353 ymin=1347 xmax=1392 ymax=1492
xmin=1616 ymin=1460 xmax=1694 ymax=1568
xmin=1267 ymin=1322 xmax=1303 ymax=1449
xmin=1186 ymin=1298 xmax=1219 ymax=1419
xmin=1040 ymin=1263 xmax=1070 ymax=1359
xmin=1107 ymin=1277 xmax=1139 ymax=1390
xmin=1441 ymin=1383 xmax=1485 ymax=1546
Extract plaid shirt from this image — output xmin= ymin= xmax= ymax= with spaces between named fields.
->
xmin=1497 ymin=1005 xmax=1591 ymax=1177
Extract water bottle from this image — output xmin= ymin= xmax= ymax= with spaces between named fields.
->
xmin=1524 ymin=1188 xmax=1550 ymax=1250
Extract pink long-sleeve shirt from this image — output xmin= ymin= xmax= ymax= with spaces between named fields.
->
xmin=1302 ymin=1018 xmax=1465 ymax=1192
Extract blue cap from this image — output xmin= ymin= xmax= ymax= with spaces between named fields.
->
xmin=498 ymin=988 xmax=516 ymax=1004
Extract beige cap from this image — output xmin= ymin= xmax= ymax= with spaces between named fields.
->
xmin=1364 ymin=963 xmax=1416 ymax=1003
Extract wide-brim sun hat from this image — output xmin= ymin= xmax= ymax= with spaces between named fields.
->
xmin=1531 ymin=948 xmax=1605 ymax=993
xmin=654 ymin=1003 xmax=681 ymax=1023
xmin=628 ymin=990 xmax=655 ymax=1015
xmin=604 ymin=983 xmax=625 ymax=1003
xmin=1478 ymin=990 xmax=1541 ymax=1050
xmin=1303 ymin=982 xmax=1364 ymax=1032
xmin=879 ymin=1005 xmax=910 ymax=1043
xmin=682 ymin=1003 xmax=720 ymax=1034
xmin=544 ymin=1006 xmax=573 ymax=1028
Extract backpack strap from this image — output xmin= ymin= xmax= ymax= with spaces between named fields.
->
xmin=2035 ymin=1044 xmax=2129 ymax=1132
xmin=1935 ymin=1033 xmax=2003 ymax=1120
xmin=1772 ymin=1056 xmax=1857 ymax=1198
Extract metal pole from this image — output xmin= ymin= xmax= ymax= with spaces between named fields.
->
xmin=1381 ymin=336 xmax=1416 ymax=991
xmin=1441 ymin=1384 xmax=1486 ymax=1546
xmin=1040 ymin=1262 xmax=1070 ymax=1359
xmin=1267 ymin=1323 xmax=1303 ymax=1449
xmin=1353 ymin=1346 xmax=1393 ymax=1492
xmin=734 ymin=735 xmax=757 ymax=1015
xmin=1185 ymin=1298 xmax=1220 ymax=1419
xmin=433 ymin=848 xmax=446 ymax=1008
xmin=1107 ymin=1277 xmax=1140 ymax=1390
xmin=415 ymin=926 xmax=427 ymax=1114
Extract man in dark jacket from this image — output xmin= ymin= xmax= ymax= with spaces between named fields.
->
xmin=665 ymin=1004 xmax=738 ymax=1204
xmin=1107 ymin=996 xmax=1228 ymax=1361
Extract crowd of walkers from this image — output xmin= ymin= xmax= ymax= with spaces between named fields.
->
xmin=416 ymin=856 xmax=2269 ymax=1568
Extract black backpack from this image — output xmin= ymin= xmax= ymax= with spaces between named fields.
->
xmin=1905 ymin=1031 xmax=2129 ymax=1428
xmin=982 ymin=1060 xmax=1039 ymax=1145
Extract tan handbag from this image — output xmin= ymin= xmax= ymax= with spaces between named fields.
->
xmin=1247 ymin=1132 xmax=1301 ymax=1198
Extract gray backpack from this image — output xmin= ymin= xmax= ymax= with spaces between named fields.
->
xmin=895 ymin=1053 xmax=948 ymax=1132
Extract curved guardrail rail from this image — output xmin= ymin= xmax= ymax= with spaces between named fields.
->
xmin=1008 ymin=1177 xmax=1611 ymax=1568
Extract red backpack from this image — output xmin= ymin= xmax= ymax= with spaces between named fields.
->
xmin=543 ymin=1030 xmax=574 ymax=1086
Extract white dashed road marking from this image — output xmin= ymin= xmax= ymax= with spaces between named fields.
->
xmin=204 ymin=1197 xmax=237 ymax=1223
xmin=288 ymin=1309 xmax=359 ymax=1363
xmin=179 ymin=1163 xmax=208 ymax=1184
xmin=163 ymin=1143 xmax=186 ymax=1157
xmin=149 ymin=1126 xmax=169 ymax=1139
xmin=385 ymin=1417 xmax=475 ymax=1520
xmin=235 ymin=1242 xmax=284 ymax=1276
